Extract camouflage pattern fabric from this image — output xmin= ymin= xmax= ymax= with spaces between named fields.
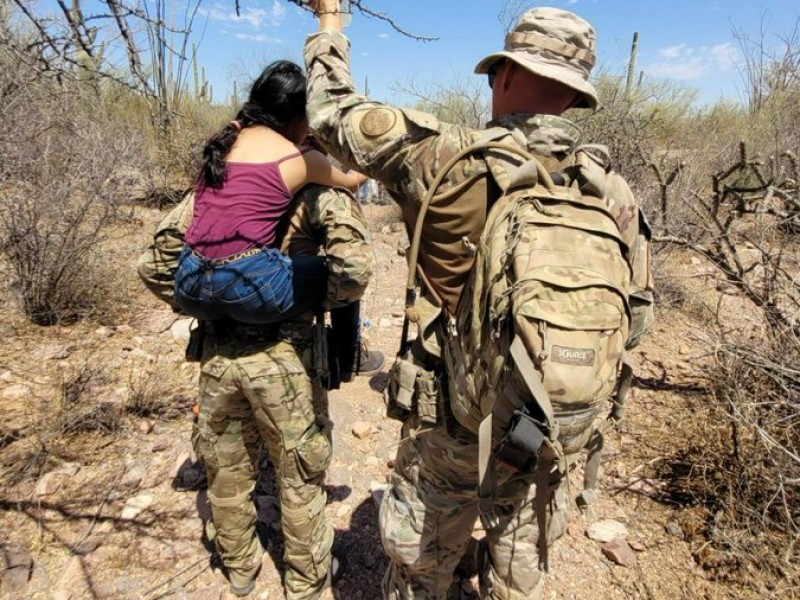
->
xmin=305 ymin=29 xmax=653 ymax=599
xmin=139 ymin=185 xmax=372 ymax=598
xmin=136 ymin=191 xmax=195 ymax=311
xmin=380 ymin=420 xmax=570 ymax=600
xmin=195 ymin=325 xmax=334 ymax=599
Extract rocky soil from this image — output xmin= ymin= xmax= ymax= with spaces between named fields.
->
xmin=0 ymin=203 xmax=768 ymax=599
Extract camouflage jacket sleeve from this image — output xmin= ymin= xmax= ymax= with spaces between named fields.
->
xmin=136 ymin=191 xmax=195 ymax=311
xmin=606 ymin=173 xmax=655 ymax=349
xmin=280 ymin=185 xmax=373 ymax=310
xmin=304 ymin=31 xmax=480 ymax=208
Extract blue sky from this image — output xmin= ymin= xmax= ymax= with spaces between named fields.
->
xmin=189 ymin=0 xmax=799 ymax=107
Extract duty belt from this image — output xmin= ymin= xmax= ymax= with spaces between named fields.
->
xmin=205 ymin=319 xmax=281 ymax=341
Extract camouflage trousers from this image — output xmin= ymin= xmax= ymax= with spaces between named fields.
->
xmin=379 ymin=423 xmax=571 ymax=600
xmin=193 ymin=326 xmax=334 ymax=600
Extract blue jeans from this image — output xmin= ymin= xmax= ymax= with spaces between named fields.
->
xmin=174 ymin=246 xmax=328 ymax=325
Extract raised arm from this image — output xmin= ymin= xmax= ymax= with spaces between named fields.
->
xmin=304 ymin=1 xmax=460 ymax=205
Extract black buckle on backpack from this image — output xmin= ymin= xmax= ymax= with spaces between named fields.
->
xmin=497 ymin=410 xmax=547 ymax=473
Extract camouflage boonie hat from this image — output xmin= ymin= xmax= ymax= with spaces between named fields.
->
xmin=475 ymin=7 xmax=598 ymax=110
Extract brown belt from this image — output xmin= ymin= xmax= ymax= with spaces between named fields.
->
xmin=190 ymin=246 xmax=264 ymax=266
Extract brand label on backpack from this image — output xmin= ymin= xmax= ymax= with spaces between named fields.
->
xmin=551 ymin=345 xmax=595 ymax=367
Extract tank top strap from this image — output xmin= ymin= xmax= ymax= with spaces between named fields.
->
xmin=275 ymin=146 xmax=313 ymax=165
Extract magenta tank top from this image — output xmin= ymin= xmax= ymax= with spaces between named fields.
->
xmin=185 ymin=149 xmax=308 ymax=259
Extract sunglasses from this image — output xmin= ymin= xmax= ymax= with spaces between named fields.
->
xmin=487 ymin=61 xmax=504 ymax=89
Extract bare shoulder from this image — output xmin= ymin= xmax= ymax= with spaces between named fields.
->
xmin=227 ymin=127 xmax=296 ymax=162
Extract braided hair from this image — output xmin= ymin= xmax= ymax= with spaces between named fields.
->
xmin=199 ymin=60 xmax=308 ymax=189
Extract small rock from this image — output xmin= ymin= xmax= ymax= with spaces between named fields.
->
xmin=94 ymin=327 xmax=112 ymax=339
xmin=381 ymin=225 xmax=391 ymax=235
xmin=386 ymin=459 xmax=395 ymax=469
xmin=57 ymin=463 xmax=81 ymax=477
xmin=390 ymin=222 xmax=404 ymax=233
xmin=41 ymin=344 xmax=73 ymax=360
xmin=391 ymin=310 xmax=404 ymax=318
xmin=396 ymin=246 xmax=406 ymax=257
xmin=666 ymin=520 xmax=685 ymax=540
xmin=183 ymin=582 xmax=226 ymax=600
xmin=171 ymin=452 xmax=192 ymax=480
xmin=629 ymin=539 xmax=646 ymax=552
xmin=170 ymin=318 xmax=194 ymax=341
xmin=35 ymin=473 xmax=63 ymax=497
xmin=1 ymin=384 xmax=28 ymax=400
xmin=139 ymin=420 xmax=154 ymax=434
xmin=120 ymin=493 xmax=154 ymax=520
xmin=352 ymin=422 xmax=373 ymax=439
xmin=71 ymin=537 xmax=102 ymax=556
xmin=2 ymin=547 xmax=33 ymax=593
xmin=121 ymin=464 xmax=146 ymax=490
xmin=370 ymin=481 xmax=391 ymax=506
xmin=586 ymin=519 xmax=628 ymax=543
xmin=601 ymin=538 xmax=637 ymax=568
xmin=567 ymin=521 xmax=583 ymax=538
xmin=54 ymin=556 xmax=90 ymax=600
xmin=0 ymin=370 xmax=13 ymax=383
xmin=335 ymin=504 xmax=351 ymax=519
xmin=150 ymin=439 xmax=170 ymax=452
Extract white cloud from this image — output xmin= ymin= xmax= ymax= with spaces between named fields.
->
xmin=649 ymin=42 xmax=738 ymax=80
xmin=660 ymin=44 xmax=690 ymax=60
xmin=234 ymin=32 xmax=283 ymax=44
xmin=377 ymin=33 xmax=390 ymax=39
xmin=200 ymin=1 xmax=287 ymax=30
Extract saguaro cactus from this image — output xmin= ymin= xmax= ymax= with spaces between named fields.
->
xmin=625 ymin=32 xmax=640 ymax=99
xmin=70 ymin=0 xmax=104 ymax=93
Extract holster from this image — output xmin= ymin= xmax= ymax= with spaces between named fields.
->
xmin=312 ymin=317 xmax=334 ymax=390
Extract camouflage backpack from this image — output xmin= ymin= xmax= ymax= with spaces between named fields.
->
xmin=402 ymin=136 xmax=642 ymax=569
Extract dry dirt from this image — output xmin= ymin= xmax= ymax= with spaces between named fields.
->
xmin=0 ymin=203 xmax=778 ymax=600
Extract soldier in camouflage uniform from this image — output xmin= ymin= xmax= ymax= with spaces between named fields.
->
xmin=139 ymin=184 xmax=373 ymax=599
xmin=304 ymin=3 xmax=654 ymax=599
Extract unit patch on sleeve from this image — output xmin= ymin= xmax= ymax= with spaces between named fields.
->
xmin=360 ymin=108 xmax=397 ymax=138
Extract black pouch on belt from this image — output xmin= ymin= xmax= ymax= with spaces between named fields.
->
xmin=497 ymin=410 xmax=547 ymax=473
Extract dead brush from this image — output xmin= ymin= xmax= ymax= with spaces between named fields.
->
xmin=697 ymin=336 xmax=800 ymax=592
xmin=655 ymin=142 xmax=800 ymax=592
xmin=126 ymin=364 xmax=173 ymax=418
xmin=57 ymin=363 xmax=122 ymax=435
xmin=125 ymin=361 xmax=189 ymax=420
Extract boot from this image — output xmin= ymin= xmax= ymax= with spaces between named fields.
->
xmin=341 ymin=340 xmax=385 ymax=382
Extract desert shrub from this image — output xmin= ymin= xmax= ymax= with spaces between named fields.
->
xmin=58 ymin=363 xmax=123 ymax=435
xmin=126 ymin=362 xmax=176 ymax=418
xmin=668 ymin=333 xmax=800 ymax=593
xmin=0 ymin=43 xmax=145 ymax=324
xmin=657 ymin=141 xmax=800 ymax=591
xmin=134 ymin=98 xmax=229 ymax=208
